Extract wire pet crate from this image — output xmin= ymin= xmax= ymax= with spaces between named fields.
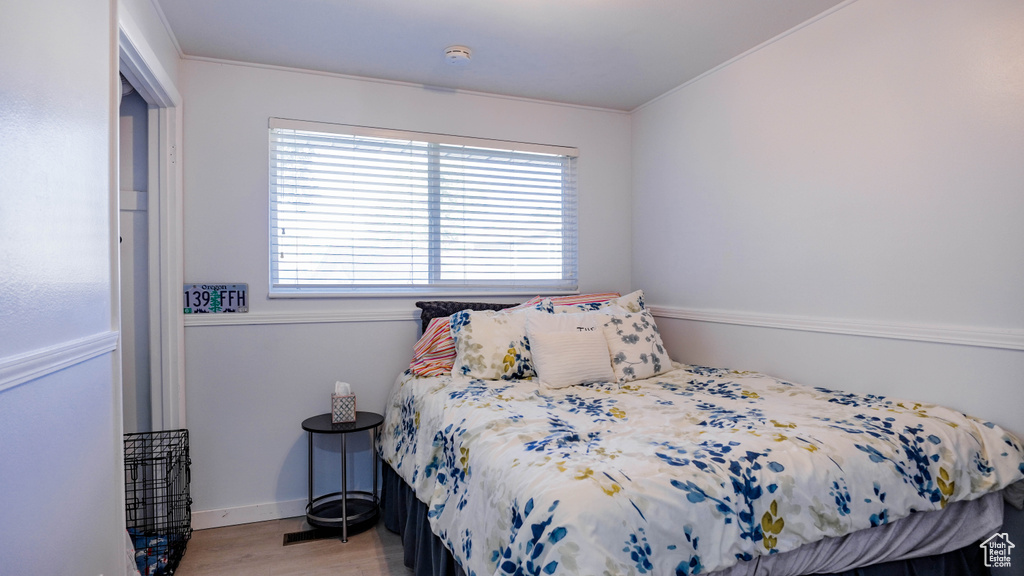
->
xmin=124 ymin=429 xmax=193 ymax=576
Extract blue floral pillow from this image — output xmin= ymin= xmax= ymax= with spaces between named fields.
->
xmin=600 ymin=309 xmax=672 ymax=382
xmin=450 ymin=302 xmax=547 ymax=380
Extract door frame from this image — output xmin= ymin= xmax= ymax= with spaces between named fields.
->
xmin=118 ymin=13 xmax=185 ymax=430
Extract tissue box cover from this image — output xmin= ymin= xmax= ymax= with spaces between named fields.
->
xmin=332 ymin=394 xmax=357 ymax=423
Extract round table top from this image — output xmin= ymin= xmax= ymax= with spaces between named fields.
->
xmin=302 ymin=411 xmax=384 ymax=434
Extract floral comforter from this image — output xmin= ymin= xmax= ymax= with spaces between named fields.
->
xmin=379 ymin=365 xmax=1024 ymax=576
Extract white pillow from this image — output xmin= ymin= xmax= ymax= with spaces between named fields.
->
xmin=526 ymin=310 xmax=605 ymax=335
xmin=601 ymin=309 xmax=672 ymax=382
xmin=529 ymin=330 xmax=614 ymax=389
xmin=610 ymin=289 xmax=646 ymax=313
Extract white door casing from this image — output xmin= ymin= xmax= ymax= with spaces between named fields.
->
xmin=119 ymin=10 xmax=185 ymax=430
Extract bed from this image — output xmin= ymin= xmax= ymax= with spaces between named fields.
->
xmin=378 ymin=294 xmax=1024 ymax=576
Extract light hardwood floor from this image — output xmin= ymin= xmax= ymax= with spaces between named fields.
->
xmin=175 ymin=517 xmax=409 ymax=576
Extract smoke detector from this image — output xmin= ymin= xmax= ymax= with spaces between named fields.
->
xmin=444 ymin=45 xmax=472 ymax=66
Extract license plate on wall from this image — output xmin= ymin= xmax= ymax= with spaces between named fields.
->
xmin=183 ymin=284 xmax=248 ymax=314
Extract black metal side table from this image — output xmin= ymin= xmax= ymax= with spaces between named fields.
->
xmin=301 ymin=411 xmax=384 ymax=542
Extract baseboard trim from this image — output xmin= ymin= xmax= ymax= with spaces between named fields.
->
xmin=648 ymin=306 xmax=1024 ymax=351
xmin=184 ymin=309 xmax=419 ymax=327
xmin=192 ymin=498 xmax=308 ymax=530
xmin=0 ymin=331 xmax=120 ymax=393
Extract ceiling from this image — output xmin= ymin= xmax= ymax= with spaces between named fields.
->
xmin=155 ymin=0 xmax=845 ymax=111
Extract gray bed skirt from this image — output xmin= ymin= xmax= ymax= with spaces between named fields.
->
xmin=381 ymin=462 xmax=993 ymax=576
xmin=382 ymin=462 xmax=466 ymax=576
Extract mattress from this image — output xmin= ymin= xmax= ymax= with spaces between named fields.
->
xmin=379 ymin=364 xmax=1024 ymax=576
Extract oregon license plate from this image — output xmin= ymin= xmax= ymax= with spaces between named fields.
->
xmin=183 ymin=284 xmax=248 ymax=314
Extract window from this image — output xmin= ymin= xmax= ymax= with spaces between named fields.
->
xmin=269 ymin=118 xmax=578 ymax=296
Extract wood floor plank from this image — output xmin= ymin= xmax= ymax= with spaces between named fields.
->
xmin=174 ymin=517 xmax=408 ymax=576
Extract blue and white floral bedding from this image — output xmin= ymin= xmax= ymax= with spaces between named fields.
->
xmin=379 ymin=365 xmax=1024 ymax=576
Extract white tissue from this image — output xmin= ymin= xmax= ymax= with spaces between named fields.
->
xmin=334 ymin=381 xmax=352 ymax=396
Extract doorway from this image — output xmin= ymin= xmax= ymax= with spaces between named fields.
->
xmin=119 ymin=74 xmax=152 ymax=433
xmin=118 ymin=21 xmax=186 ymax=431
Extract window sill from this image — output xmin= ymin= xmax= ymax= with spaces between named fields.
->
xmin=267 ymin=287 xmax=580 ymax=299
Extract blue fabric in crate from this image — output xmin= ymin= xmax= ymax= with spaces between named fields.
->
xmin=129 ymin=529 xmax=185 ymax=576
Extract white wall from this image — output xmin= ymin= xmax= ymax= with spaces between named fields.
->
xmin=180 ymin=59 xmax=632 ymax=525
xmin=0 ymin=0 xmax=124 ymax=574
xmin=633 ymin=0 xmax=1024 ymax=438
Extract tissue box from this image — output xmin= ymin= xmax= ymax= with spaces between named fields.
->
xmin=331 ymin=394 xmax=357 ymax=423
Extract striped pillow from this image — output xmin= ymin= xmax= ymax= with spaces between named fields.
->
xmin=550 ymin=291 xmax=647 ymax=313
xmin=409 ymin=317 xmax=458 ymax=377
xmin=547 ymin=292 xmax=620 ymax=307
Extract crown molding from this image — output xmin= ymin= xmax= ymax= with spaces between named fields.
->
xmin=632 ymin=0 xmax=858 ymax=113
xmin=183 ymin=55 xmax=630 ymax=115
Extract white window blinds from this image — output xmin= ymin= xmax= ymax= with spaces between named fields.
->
xmin=269 ymin=118 xmax=578 ymax=296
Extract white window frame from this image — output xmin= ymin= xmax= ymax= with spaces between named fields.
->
xmin=268 ymin=118 xmax=579 ymax=298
